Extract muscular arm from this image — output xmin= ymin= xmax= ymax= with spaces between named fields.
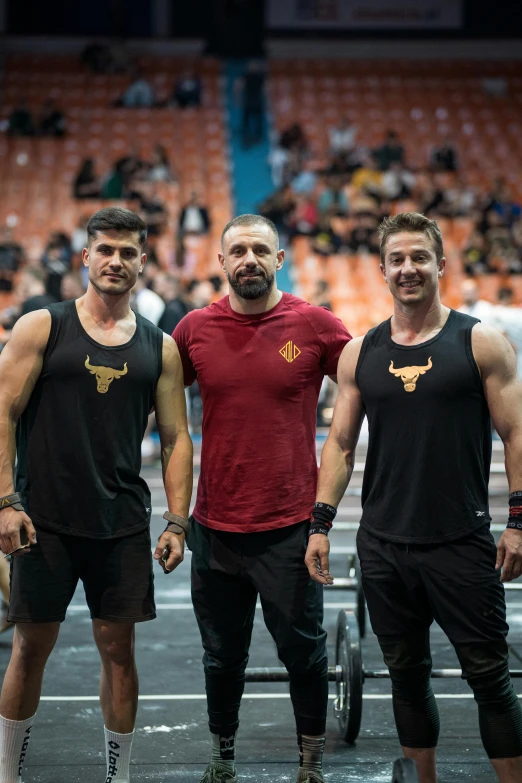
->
xmin=473 ymin=323 xmax=522 ymax=580
xmin=153 ymin=334 xmax=193 ymax=573
xmin=317 ymin=338 xmax=365 ymax=506
xmin=0 ymin=311 xmax=51 ymax=553
xmin=305 ymin=338 xmax=365 ymax=584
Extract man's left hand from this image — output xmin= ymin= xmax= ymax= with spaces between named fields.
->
xmin=154 ymin=531 xmax=185 ymax=574
xmin=496 ymin=528 xmax=522 ymax=582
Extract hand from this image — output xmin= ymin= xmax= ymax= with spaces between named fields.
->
xmin=305 ymin=534 xmax=333 ymax=585
xmin=496 ymin=528 xmax=522 ymax=582
xmin=154 ymin=531 xmax=185 ymax=574
xmin=0 ymin=508 xmax=37 ymax=557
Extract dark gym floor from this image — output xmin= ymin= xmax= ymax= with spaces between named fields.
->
xmin=1 ymin=435 xmax=519 ymax=782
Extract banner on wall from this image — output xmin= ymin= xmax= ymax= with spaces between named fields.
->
xmin=267 ymin=0 xmax=463 ymax=30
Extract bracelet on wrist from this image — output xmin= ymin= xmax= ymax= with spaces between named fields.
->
xmin=309 ymin=502 xmax=337 ymax=537
xmin=309 ymin=523 xmax=330 ymax=537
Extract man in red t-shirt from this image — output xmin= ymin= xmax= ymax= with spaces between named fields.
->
xmin=174 ymin=214 xmax=351 ymax=783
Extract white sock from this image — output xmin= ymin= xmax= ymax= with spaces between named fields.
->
xmin=104 ymin=727 xmax=134 ymax=782
xmin=0 ymin=713 xmax=36 ymax=783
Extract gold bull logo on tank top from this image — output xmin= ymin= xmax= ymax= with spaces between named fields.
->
xmin=389 ymin=357 xmax=432 ymax=392
xmin=85 ymin=356 xmax=128 ymax=394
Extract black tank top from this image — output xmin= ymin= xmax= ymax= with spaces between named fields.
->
xmin=355 ymin=309 xmax=491 ymax=543
xmin=16 ymin=300 xmax=163 ymax=538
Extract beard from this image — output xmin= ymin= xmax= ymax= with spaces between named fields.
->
xmin=227 ymin=269 xmax=275 ymax=300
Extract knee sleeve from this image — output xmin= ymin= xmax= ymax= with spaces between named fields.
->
xmin=379 ymin=633 xmax=440 ymax=749
xmin=456 ymin=640 xmax=522 ymax=759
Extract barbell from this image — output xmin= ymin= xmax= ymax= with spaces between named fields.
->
xmin=333 ymin=609 xmax=522 ymax=744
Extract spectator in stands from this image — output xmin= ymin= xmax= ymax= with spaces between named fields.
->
xmin=430 ymin=136 xmax=459 ymax=172
xmin=438 ymin=175 xmax=477 ymax=218
xmin=310 ymin=279 xmax=332 ymax=311
xmin=258 ymin=185 xmax=295 ymax=237
xmin=138 ymin=183 xmax=168 ymax=238
xmin=373 ymin=129 xmax=404 ymax=171
xmin=73 ymin=159 xmax=101 ymax=200
xmin=60 ymin=272 xmax=86 ymax=301
xmin=179 ymin=193 xmax=210 ymax=237
xmin=80 ymin=41 xmax=113 ymax=74
xmin=288 ymin=194 xmax=319 ymax=237
xmin=462 ymin=230 xmax=490 ymax=276
xmin=154 ymin=273 xmax=190 ymax=334
xmin=0 ymin=228 xmax=24 ymax=293
xmin=345 ymin=212 xmax=380 ymax=255
xmin=311 ymin=218 xmax=342 ymax=257
xmin=121 ymin=70 xmax=155 ymax=108
xmin=7 ymin=101 xmax=34 ymax=137
xmin=71 ymin=215 xmax=89 ymax=257
xmin=41 ymin=232 xmax=73 ymax=301
xmin=317 ymin=176 xmax=349 ymax=217
xmin=38 ymin=99 xmax=66 ymax=137
xmin=485 ymin=179 xmax=522 ymax=227
xmin=494 ymin=287 xmax=522 ymax=378
xmin=279 ymin=122 xmax=309 ymax=174
xmin=188 ymin=279 xmax=214 ymax=310
xmin=380 ymin=162 xmax=416 ymax=202
xmin=148 ymin=144 xmax=176 ymax=183
xmin=132 ymin=274 xmax=165 ymax=326
xmin=328 ymin=117 xmax=358 ymax=172
xmin=173 ymin=70 xmax=202 ymax=108
xmin=236 ymin=60 xmax=266 ymax=148
xmin=351 ymin=154 xmax=382 ymax=199
xmin=19 ymin=268 xmax=57 ymax=315
xmin=291 ymin=161 xmax=318 ymax=196
xmin=458 ymin=278 xmax=495 ymax=321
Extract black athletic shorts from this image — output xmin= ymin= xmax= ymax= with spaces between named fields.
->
xmin=8 ymin=525 xmax=156 ymax=624
xmin=357 ymin=524 xmax=508 ymax=644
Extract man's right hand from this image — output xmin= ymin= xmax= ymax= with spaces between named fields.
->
xmin=0 ymin=508 xmax=37 ymax=556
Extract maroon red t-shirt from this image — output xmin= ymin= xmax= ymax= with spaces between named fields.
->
xmin=173 ymin=293 xmax=351 ymax=532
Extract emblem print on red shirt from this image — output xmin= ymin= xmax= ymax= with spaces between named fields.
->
xmin=279 ymin=341 xmax=301 ymax=363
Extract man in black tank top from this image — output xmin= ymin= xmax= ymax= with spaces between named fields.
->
xmin=309 ymin=212 xmax=522 ymax=783
xmin=0 ymin=208 xmax=193 ymax=783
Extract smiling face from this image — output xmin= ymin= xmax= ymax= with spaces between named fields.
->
xmin=219 ymin=222 xmax=284 ymax=301
xmin=83 ymin=230 xmax=145 ymax=296
xmin=380 ymin=230 xmax=445 ymax=307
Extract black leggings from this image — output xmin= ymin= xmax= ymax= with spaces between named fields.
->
xmin=358 ymin=525 xmax=522 ymax=759
xmin=188 ymin=518 xmax=328 ymax=738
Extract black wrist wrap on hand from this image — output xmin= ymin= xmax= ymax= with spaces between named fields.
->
xmin=309 ymin=502 xmax=337 ymax=537
xmin=507 ymin=491 xmax=522 ymax=530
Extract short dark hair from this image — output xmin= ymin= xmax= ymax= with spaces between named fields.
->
xmin=87 ymin=207 xmax=148 ymax=247
xmin=221 ymin=214 xmax=279 ymax=250
xmin=378 ymin=212 xmax=444 ymax=264
xmin=498 ymin=286 xmax=514 ymax=301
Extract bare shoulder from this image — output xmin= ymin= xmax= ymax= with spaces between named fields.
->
xmin=5 ymin=310 xmax=52 ymax=355
xmin=161 ymin=332 xmax=182 ymax=371
xmin=338 ymin=336 xmax=365 ymax=379
xmin=471 ymin=321 xmax=516 ymax=375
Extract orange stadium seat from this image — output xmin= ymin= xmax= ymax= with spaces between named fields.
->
xmin=0 ymin=55 xmax=231 ymax=277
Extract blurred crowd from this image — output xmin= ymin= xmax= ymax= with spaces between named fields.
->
xmin=260 ymin=119 xmax=522 ymax=275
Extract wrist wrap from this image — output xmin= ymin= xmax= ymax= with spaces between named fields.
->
xmin=163 ymin=511 xmax=189 ymax=535
xmin=507 ymin=492 xmax=522 ymax=530
xmin=309 ymin=502 xmax=337 ymax=537
xmin=0 ymin=493 xmax=25 ymax=512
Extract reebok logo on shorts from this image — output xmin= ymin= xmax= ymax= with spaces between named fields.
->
xmin=279 ymin=341 xmax=301 ymax=363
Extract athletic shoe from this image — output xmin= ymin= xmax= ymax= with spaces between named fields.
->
xmin=199 ymin=762 xmax=238 ymax=782
xmin=296 ymin=772 xmax=325 ymax=783
xmin=0 ymin=601 xmax=13 ymax=633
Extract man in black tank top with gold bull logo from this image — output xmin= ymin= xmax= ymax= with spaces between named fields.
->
xmin=309 ymin=212 xmax=522 ymax=783
xmin=0 ymin=208 xmax=193 ymax=783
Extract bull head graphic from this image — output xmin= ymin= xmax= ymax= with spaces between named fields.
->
xmin=85 ymin=356 xmax=128 ymax=394
xmin=389 ymin=357 xmax=432 ymax=392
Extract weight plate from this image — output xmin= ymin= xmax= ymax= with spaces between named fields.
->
xmin=392 ymin=757 xmax=420 ymax=782
xmin=353 ymin=554 xmax=367 ymax=639
xmin=334 ymin=609 xmax=363 ymax=744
